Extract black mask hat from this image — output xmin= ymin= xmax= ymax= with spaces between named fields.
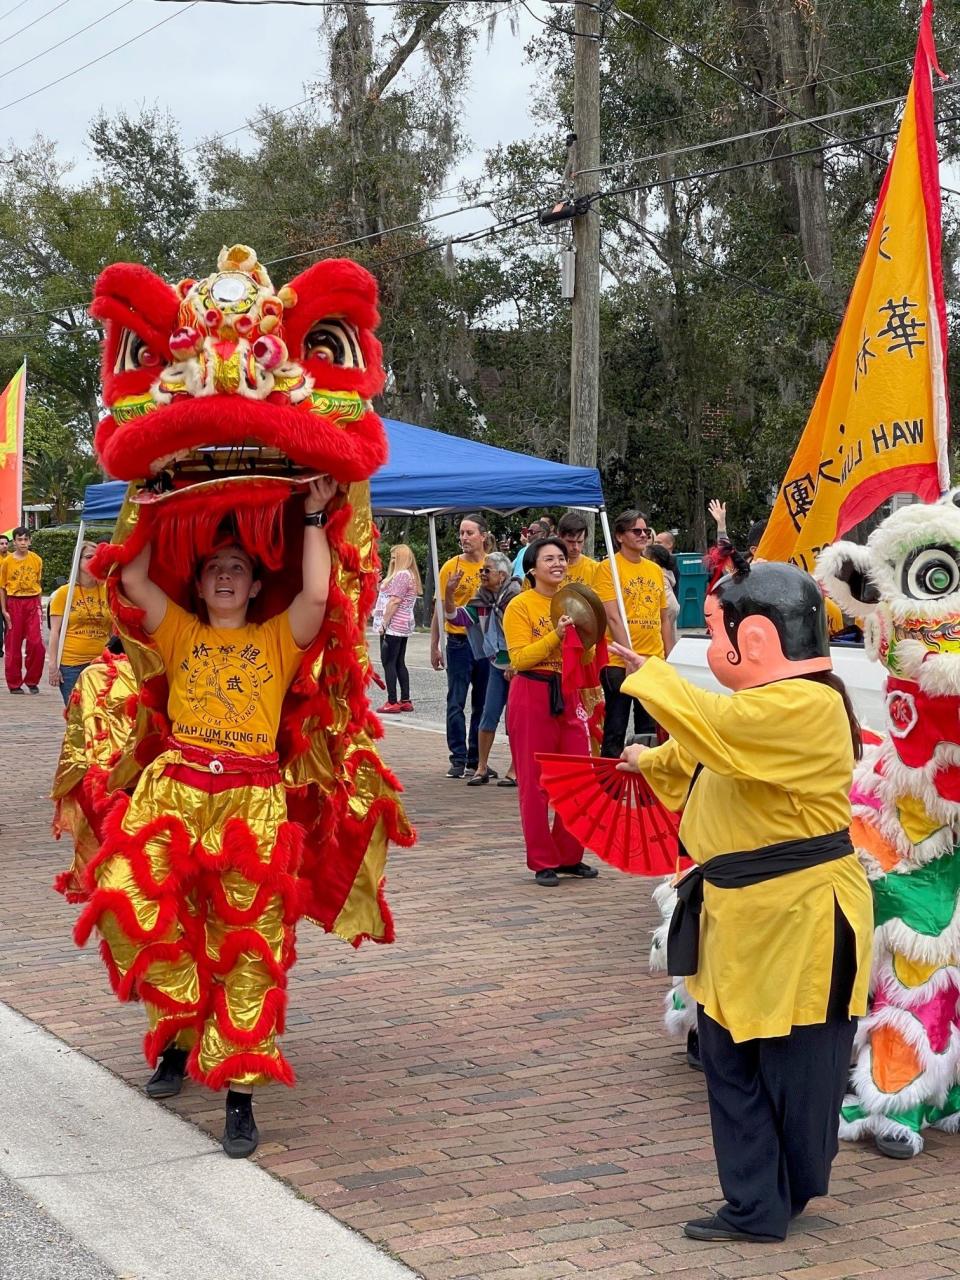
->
xmin=714 ymin=562 xmax=829 ymax=663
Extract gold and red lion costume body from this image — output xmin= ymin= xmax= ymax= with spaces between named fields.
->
xmin=59 ymin=244 xmax=413 ymax=1090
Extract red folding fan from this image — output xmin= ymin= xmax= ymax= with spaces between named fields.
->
xmin=536 ymin=753 xmax=680 ymax=875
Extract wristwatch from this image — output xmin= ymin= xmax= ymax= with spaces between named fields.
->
xmin=304 ymin=510 xmax=328 ymax=528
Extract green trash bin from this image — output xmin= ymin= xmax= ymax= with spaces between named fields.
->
xmin=674 ymin=552 xmax=709 ymax=629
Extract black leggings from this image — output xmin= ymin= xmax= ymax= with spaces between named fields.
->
xmin=599 ymin=665 xmax=656 ymax=757
xmin=380 ymin=633 xmax=410 ymax=703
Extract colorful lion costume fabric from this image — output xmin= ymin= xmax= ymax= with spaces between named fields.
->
xmin=818 ymin=493 xmax=960 ymax=1154
xmin=56 ymin=244 xmax=413 ymax=1090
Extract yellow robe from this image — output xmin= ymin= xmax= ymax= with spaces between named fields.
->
xmin=624 ymin=659 xmax=873 ymax=1042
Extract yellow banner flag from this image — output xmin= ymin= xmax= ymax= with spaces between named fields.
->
xmin=757 ymin=1 xmax=949 ymax=571
xmin=0 ymin=361 xmax=26 ymax=535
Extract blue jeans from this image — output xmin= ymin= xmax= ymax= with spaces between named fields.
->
xmin=445 ymin=635 xmax=490 ymax=767
xmin=479 ymin=663 xmax=509 ymax=733
xmin=59 ymin=662 xmax=88 ymax=705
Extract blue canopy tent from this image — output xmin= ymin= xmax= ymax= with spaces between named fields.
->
xmin=82 ymin=418 xmax=605 ymax=517
xmin=79 ymin=418 xmax=629 ymax=640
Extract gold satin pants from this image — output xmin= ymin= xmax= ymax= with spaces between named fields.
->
xmin=76 ymin=748 xmax=302 ymax=1090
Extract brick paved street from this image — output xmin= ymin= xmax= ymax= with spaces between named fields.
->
xmin=4 ymin=680 xmax=960 ymax=1279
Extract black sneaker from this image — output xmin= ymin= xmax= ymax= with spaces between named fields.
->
xmin=222 ymin=1091 xmax=259 ymax=1159
xmin=145 ymin=1046 xmax=188 ymax=1099
xmin=446 ymin=764 xmax=465 ymax=779
xmin=557 ymin=862 xmax=599 ymax=879
xmin=27 ymin=685 xmax=39 ymax=694
xmin=9 ymin=687 xmax=24 ymax=695
xmin=534 ymin=869 xmax=560 ymax=887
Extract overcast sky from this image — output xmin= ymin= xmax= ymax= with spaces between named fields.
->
xmin=0 ymin=0 xmax=543 ymax=236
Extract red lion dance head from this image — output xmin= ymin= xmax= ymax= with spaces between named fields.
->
xmin=84 ymin=245 xmax=412 ymax=945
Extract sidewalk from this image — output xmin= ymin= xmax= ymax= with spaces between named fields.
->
xmin=3 ymin=682 xmax=960 ymax=1279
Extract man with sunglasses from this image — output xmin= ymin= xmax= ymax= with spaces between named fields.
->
xmin=594 ymin=508 xmax=672 ymax=757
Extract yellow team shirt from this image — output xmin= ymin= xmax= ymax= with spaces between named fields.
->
xmin=593 ymin=553 xmax=666 ymax=666
xmin=627 ymin=660 xmax=873 ymax=1042
xmin=503 ymin=589 xmax=563 ymax=674
xmin=152 ymin=601 xmax=305 ymax=756
xmin=438 ymin=556 xmax=484 ymax=636
xmin=50 ymin=583 xmax=112 ymax=667
xmin=1 ymin=550 xmax=43 ymax=597
xmin=562 ymin=554 xmax=598 ymax=588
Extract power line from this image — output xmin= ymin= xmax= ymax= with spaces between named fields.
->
xmin=611 ymin=4 xmax=960 ymax=194
xmin=0 ymin=0 xmax=136 ymax=86
xmin=0 ymin=0 xmax=74 ymax=49
xmin=594 ymin=112 xmax=960 ymax=203
xmin=580 ymin=81 xmax=960 ymax=178
xmin=0 ymin=0 xmax=32 ymax=22
xmin=0 ymin=2 xmax=200 ymax=115
xmin=181 ymin=0 xmax=520 ymax=155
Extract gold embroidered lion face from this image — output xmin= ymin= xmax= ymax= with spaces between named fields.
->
xmin=91 ymin=245 xmax=387 ymax=514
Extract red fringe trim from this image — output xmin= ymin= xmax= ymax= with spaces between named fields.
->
xmin=207 ymin=929 xmax=288 ymax=986
xmin=211 ymin=983 xmax=287 ymax=1046
xmin=75 ymin=889 xmax=178 ymax=948
xmin=192 ymin=1048 xmax=295 ymax=1091
xmin=144 ymin=1014 xmax=200 ymax=1068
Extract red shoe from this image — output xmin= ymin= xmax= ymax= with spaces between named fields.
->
xmin=378 ymin=701 xmax=403 ymax=714
xmin=398 ymin=700 xmax=415 ymax=712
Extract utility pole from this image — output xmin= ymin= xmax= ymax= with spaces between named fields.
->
xmin=569 ymin=0 xmax=602 ymax=549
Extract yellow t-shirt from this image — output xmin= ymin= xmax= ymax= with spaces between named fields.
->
xmin=438 ymin=556 xmax=484 ymax=636
xmin=562 ymin=554 xmax=598 ymax=589
xmin=503 ymin=589 xmax=563 ymax=674
xmin=0 ymin=550 xmax=43 ymax=597
xmin=50 ymin=582 xmax=112 ymax=666
xmin=593 ymin=552 xmax=667 ymax=665
xmin=627 ymin=660 xmax=873 ymax=1042
xmin=152 ymin=601 xmax=305 ymax=756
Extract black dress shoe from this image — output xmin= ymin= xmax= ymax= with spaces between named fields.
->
xmin=222 ymin=1091 xmax=259 ymax=1158
xmin=145 ymin=1046 xmax=188 ymax=1099
xmin=683 ymin=1215 xmax=781 ymax=1243
xmin=534 ymin=869 xmax=560 ymax=887
xmin=557 ymin=861 xmax=599 ymax=878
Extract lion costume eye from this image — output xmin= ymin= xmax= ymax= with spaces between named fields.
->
xmin=115 ymin=328 xmax=162 ymax=373
xmin=903 ymin=545 xmax=960 ymax=599
xmin=303 ymin=319 xmax=364 ymax=369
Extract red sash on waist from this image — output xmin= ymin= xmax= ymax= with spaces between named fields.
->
xmin=161 ymin=738 xmax=282 ymax=793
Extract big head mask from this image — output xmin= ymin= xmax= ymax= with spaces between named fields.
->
xmin=707 ymin=562 xmax=832 ymax=692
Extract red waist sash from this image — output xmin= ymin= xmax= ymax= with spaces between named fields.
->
xmin=161 ymin=738 xmax=282 ymax=792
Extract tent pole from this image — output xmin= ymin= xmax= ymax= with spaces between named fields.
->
xmin=57 ymin=519 xmax=85 ymax=668
xmin=598 ymin=507 xmax=630 ymax=639
xmin=427 ymin=514 xmax=445 ymax=659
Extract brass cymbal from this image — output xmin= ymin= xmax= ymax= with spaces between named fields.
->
xmin=550 ymin=582 xmax=606 ymax=647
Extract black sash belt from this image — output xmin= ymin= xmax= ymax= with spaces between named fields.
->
xmin=667 ymin=829 xmax=854 ymax=977
xmin=518 ymin=669 xmax=564 ymax=717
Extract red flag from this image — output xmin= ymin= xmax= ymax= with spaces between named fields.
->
xmin=0 ymin=362 xmax=26 ymax=534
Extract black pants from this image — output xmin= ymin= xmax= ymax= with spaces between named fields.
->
xmin=599 ymin=665 xmax=656 ymax=758
xmin=379 ymin=633 xmax=410 ymax=703
xmin=697 ymin=902 xmax=858 ymax=1241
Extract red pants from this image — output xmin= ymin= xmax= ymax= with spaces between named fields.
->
xmin=5 ymin=595 xmax=43 ymax=690
xmin=508 ymin=673 xmax=589 ymax=871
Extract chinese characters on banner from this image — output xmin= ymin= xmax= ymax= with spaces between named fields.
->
xmin=756 ymin=1 xmax=949 ymax=571
xmin=0 ymin=362 xmax=26 ymax=534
